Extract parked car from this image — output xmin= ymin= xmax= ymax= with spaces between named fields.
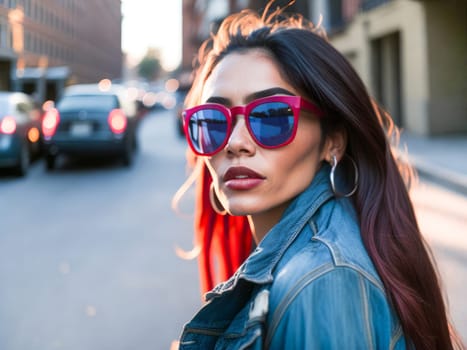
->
xmin=42 ymin=83 xmax=139 ymax=170
xmin=0 ymin=91 xmax=42 ymax=176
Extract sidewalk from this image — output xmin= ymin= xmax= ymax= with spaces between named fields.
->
xmin=398 ymin=132 xmax=467 ymax=196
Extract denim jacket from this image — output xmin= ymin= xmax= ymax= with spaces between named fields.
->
xmin=178 ymin=166 xmax=406 ymax=349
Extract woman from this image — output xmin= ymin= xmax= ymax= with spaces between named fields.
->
xmin=176 ymin=4 xmax=463 ymax=349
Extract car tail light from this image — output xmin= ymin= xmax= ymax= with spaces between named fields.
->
xmin=28 ymin=127 xmax=40 ymax=143
xmin=42 ymin=108 xmax=60 ymax=139
xmin=108 ymin=109 xmax=127 ymax=134
xmin=0 ymin=116 xmax=17 ymax=134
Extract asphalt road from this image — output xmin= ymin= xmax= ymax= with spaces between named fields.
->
xmin=0 ymin=108 xmax=465 ymax=348
xmin=0 ymin=109 xmax=201 ymax=350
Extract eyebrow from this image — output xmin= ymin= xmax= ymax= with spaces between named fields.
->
xmin=205 ymin=87 xmax=295 ymax=105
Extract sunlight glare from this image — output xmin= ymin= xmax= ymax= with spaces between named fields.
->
xmin=121 ymin=0 xmax=182 ymax=71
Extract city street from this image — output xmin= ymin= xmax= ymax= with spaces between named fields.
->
xmin=0 ymin=109 xmax=201 ymax=350
xmin=0 ymin=108 xmax=465 ymax=349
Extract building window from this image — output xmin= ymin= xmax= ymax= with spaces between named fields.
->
xmin=329 ymin=0 xmax=344 ymax=31
xmin=0 ymin=22 xmax=4 ymax=48
xmin=0 ymin=20 xmax=12 ymax=49
xmin=24 ymin=0 xmax=31 ymax=16
xmin=371 ymin=32 xmax=402 ymax=126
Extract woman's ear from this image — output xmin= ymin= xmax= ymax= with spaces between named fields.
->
xmin=321 ymin=129 xmax=347 ymax=163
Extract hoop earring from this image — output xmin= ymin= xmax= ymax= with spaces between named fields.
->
xmin=330 ymin=154 xmax=358 ymax=197
xmin=209 ymin=182 xmax=227 ymax=215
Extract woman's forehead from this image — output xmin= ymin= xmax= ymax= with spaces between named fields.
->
xmin=201 ymin=51 xmax=295 ymax=103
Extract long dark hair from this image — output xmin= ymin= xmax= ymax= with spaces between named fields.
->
xmin=183 ymin=5 xmax=463 ymax=349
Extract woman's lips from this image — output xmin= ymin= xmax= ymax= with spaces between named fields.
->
xmin=223 ymin=166 xmax=265 ymax=190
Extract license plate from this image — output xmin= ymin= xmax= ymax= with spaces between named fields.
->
xmin=70 ymin=122 xmax=92 ymax=136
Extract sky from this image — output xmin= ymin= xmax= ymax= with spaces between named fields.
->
xmin=121 ymin=0 xmax=182 ymax=71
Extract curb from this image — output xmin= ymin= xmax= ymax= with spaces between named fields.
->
xmin=407 ymin=154 xmax=467 ymax=196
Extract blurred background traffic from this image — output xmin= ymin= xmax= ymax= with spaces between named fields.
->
xmin=0 ymin=0 xmax=465 ymax=349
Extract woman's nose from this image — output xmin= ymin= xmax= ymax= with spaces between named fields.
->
xmin=225 ymin=116 xmax=256 ymax=156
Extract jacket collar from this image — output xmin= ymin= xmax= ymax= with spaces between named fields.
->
xmin=206 ymin=164 xmax=333 ymax=300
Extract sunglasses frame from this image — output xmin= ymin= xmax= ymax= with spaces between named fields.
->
xmin=183 ymin=95 xmax=323 ymax=156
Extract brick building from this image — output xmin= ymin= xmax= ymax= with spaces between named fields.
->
xmin=0 ymin=0 xmax=122 ymax=102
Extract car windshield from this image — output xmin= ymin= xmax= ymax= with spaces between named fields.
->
xmin=57 ymin=94 xmax=118 ymax=111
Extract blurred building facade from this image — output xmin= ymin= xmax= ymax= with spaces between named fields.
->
xmin=0 ymin=0 xmax=122 ymax=102
xmin=181 ymin=0 xmax=466 ymax=136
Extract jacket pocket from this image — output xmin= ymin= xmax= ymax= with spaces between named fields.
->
xmin=215 ymin=289 xmax=270 ymax=350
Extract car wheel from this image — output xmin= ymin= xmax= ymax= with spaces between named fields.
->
xmin=46 ymin=154 xmax=56 ymax=171
xmin=14 ymin=142 xmax=30 ymax=177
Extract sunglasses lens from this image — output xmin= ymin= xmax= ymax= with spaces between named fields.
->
xmin=187 ymin=109 xmax=228 ymax=154
xmin=249 ymin=102 xmax=294 ymax=147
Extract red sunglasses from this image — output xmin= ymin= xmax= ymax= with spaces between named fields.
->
xmin=183 ymin=95 xmax=323 ymax=156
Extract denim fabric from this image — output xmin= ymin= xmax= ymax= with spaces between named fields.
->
xmin=178 ymin=165 xmax=406 ymax=349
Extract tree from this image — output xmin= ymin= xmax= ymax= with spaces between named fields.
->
xmin=137 ymin=48 xmax=162 ymax=81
